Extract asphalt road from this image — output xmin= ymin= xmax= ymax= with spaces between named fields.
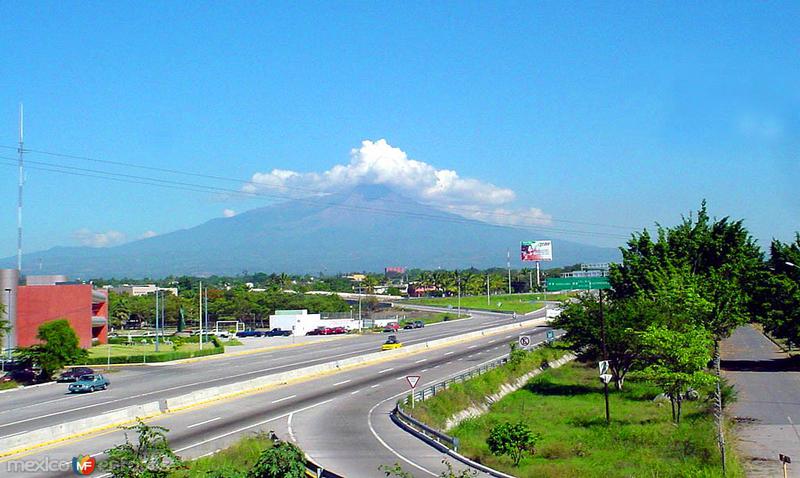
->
xmin=0 ymin=316 xmax=554 ymax=478
xmin=0 ymin=308 xmax=538 ymax=443
xmin=722 ymin=325 xmax=800 ymax=477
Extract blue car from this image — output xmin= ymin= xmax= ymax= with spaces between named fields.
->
xmin=68 ymin=374 xmax=110 ymax=393
xmin=236 ymin=330 xmax=264 ymax=337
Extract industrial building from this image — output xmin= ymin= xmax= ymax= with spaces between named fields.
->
xmin=0 ymin=269 xmax=108 ymax=354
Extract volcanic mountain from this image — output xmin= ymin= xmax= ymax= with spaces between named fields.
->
xmin=1 ymin=186 xmax=621 ymax=278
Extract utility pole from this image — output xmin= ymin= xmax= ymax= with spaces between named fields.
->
xmin=199 ymin=281 xmax=203 ymax=350
xmin=17 ymin=104 xmax=24 ymax=272
xmin=486 ymin=273 xmax=490 ymax=305
xmin=204 ymin=288 xmax=209 ymax=334
xmin=456 ymin=270 xmax=461 ymax=318
xmin=507 ymin=249 xmax=512 ymax=294
xmin=154 ymin=290 xmax=160 ymax=352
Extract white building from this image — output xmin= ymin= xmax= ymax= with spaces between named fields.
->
xmin=268 ymin=309 xmax=362 ymax=336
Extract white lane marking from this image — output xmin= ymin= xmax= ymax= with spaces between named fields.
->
xmin=468 ymin=345 xmax=477 ymax=349
xmin=415 ymin=359 xmax=427 ymax=364
xmin=187 ymin=417 xmax=221 ymax=429
xmin=421 ymin=369 xmax=428 ymax=373
xmin=433 ymin=365 xmax=440 ymax=369
xmin=351 ymin=389 xmax=361 ymax=395
xmin=175 ymin=398 xmax=334 ymax=453
xmin=444 ymin=351 xmax=454 ymax=356
xmin=287 ymin=412 xmax=297 ymax=442
xmin=505 ymin=335 xmax=513 ymax=338
xmin=446 ymin=361 xmax=452 ymax=364
xmin=89 ymin=452 xmax=104 ymax=458
xmin=395 ymin=376 xmax=405 ymax=380
xmin=368 ymin=397 xmax=437 ymax=477
xmin=197 ymin=449 xmax=219 ymax=458
xmin=378 ymin=368 xmax=394 ymax=374
xmin=333 ymin=379 xmax=351 ymax=386
xmin=457 ymin=358 xmax=463 ymax=361
xmin=371 ymin=384 xmax=380 ymax=388
xmin=0 ymin=430 xmax=28 ymax=439
xmin=271 ymin=394 xmax=297 ymax=404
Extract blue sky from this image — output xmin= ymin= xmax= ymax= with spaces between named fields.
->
xmin=0 ymin=2 xmax=797 ymax=258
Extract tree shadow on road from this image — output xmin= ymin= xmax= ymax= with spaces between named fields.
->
xmin=721 ymin=356 xmax=800 ymax=372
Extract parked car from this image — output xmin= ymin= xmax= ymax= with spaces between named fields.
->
xmin=266 ymin=328 xmax=292 ymax=337
xmin=381 ymin=335 xmax=403 ymax=350
xmin=68 ymin=374 xmax=110 ymax=393
xmin=382 ymin=322 xmax=400 ymax=333
xmin=331 ymin=326 xmax=347 ymax=335
xmin=1 ymin=368 xmax=37 ymax=384
xmin=57 ymin=367 xmax=95 ymax=382
xmin=306 ymin=327 xmax=323 ymax=336
xmin=236 ymin=330 xmax=264 ymax=338
xmin=413 ymin=320 xmax=425 ymax=328
xmin=403 ymin=323 xmax=414 ymax=330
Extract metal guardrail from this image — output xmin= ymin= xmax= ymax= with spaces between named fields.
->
xmin=305 ymin=456 xmax=345 ymax=478
xmin=409 ymin=354 xmax=511 ymax=404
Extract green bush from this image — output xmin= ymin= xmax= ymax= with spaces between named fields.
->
xmin=82 ymin=345 xmax=223 ymax=365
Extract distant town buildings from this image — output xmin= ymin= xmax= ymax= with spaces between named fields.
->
xmin=109 ymin=284 xmax=178 ymax=296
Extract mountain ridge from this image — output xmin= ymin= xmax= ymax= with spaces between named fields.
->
xmin=0 ymin=186 xmax=621 ymax=278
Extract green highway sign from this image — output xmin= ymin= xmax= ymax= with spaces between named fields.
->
xmin=545 ymin=277 xmax=611 ymax=291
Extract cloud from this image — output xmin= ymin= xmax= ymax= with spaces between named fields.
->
xmin=243 ymin=139 xmax=551 ymax=226
xmin=73 ymin=228 xmax=127 ymax=248
xmin=140 ymin=230 xmax=158 ymax=239
xmin=737 ymin=114 xmax=785 ymax=141
xmin=223 ymin=209 xmax=237 ymax=218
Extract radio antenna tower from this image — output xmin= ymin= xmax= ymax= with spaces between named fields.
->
xmin=17 ymin=104 xmax=24 ymax=272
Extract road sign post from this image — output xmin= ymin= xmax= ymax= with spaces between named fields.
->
xmin=518 ymin=335 xmax=531 ymax=349
xmin=406 ymin=375 xmax=420 ymax=408
xmin=598 ymin=360 xmax=611 ymax=425
xmin=780 ymin=454 xmax=791 ymax=478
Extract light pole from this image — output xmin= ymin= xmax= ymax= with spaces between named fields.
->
xmin=2 ymin=288 xmax=9 ymax=370
xmin=456 ymin=270 xmax=461 ymax=318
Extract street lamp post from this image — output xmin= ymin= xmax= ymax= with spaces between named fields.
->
xmin=2 ymin=288 xmax=9 ymax=371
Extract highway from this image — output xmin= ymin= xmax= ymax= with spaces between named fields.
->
xmin=0 ymin=309 xmax=554 ymax=477
xmin=0 ymin=309 xmax=525 ymax=439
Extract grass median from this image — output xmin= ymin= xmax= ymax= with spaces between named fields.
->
xmin=409 ymin=292 xmax=573 ymax=314
xmin=448 ymin=361 xmax=744 ymax=477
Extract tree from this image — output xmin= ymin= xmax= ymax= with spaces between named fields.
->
xmin=16 ymin=319 xmax=87 ymax=381
xmin=552 ymin=294 xmax=659 ymax=390
xmin=755 ymin=235 xmax=800 ymax=345
xmin=247 ymin=439 xmax=305 ymax=478
xmin=102 ymin=419 xmax=181 ymax=478
xmin=486 ymin=422 xmax=541 ymax=466
xmin=636 ymin=324 xmax=716 ymax=424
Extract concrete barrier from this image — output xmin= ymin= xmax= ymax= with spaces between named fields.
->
xmin=0 ymin=401 xmax=162 ymax=457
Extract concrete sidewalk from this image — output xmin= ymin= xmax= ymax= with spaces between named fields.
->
xmin=722 ymin=325 xmax=800 ymax=477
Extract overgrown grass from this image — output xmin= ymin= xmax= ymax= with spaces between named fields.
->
xmin=0 ymin=380 xmax=19 ymax=391
xmin=170 ymin=433 xmax=272 ymax=477
xmin=448 ymin=361 xmax=744 ymax=478
xmin=407 ymin=343 xmax=569 ymax=429
xmin=411 ymin=293 xmax=574 ymax=314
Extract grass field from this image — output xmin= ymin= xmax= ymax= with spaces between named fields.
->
xmin=88 ymin=342 xmax=207 ymax=359
xmin=410 ymin=293 xmax=573 ymax=314
xmin=408 ymin=344 xmax=569 ymax=429
xmin=447 ymin=361 xmax=743 ymax=478
xmin=0 ymin=380 xmax=19 ymax=391
xmin=169 ymin=433 xmax=272 ymax=477
xmin=400 ymin=312 xmax=463 ymax=326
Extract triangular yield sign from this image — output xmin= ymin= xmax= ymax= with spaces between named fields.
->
xmin=406 ymin=375 xmax=421 ymax=389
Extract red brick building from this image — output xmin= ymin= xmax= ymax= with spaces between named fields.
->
xmin=16 ymin=283 xmax=108 ymax=348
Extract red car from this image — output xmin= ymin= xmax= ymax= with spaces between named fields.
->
xmin=382 ymin=322 xmax=400 ymax=333
xmin=331 ymin=326 xmax=347 ymax=334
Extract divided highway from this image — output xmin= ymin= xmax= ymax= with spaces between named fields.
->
xmin=0 ymin=308 xmax=554 ymax=477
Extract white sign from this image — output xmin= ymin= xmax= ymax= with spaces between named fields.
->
xmin=598 ymin=360 xmax=610 ymax=376
xmin=600 ymin=374 xmax=613 ymax=384
xmin=406 ymin=375 xmax=421 ymax=389
xmin=521 ymin=240 xmax=553 ymax=262
xmin=518 ymin=336 xmax=531 ymax=348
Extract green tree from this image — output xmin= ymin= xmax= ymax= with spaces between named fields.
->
xmin=102 ymin=419 xmax=181 ymax=478
xmin=636 ymin=324 xmax=716 ymax=424
xmin=486 ymin=422 xmax=541 ymax=466
xmin=247 ymin=439 xmax=305 ymax=478
xmin=16 ymin=319 xmax=87 ymax=381
xmin=755 ymin=235 xmax=800 ymax=345
xmin=552 ymin=294 xmax=660 ymax=390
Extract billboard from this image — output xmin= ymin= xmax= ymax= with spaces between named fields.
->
xmin=521 ymin=240 xmax=553 ymax=262
xmin=385 ymin=266 xmax=406 ymax=277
